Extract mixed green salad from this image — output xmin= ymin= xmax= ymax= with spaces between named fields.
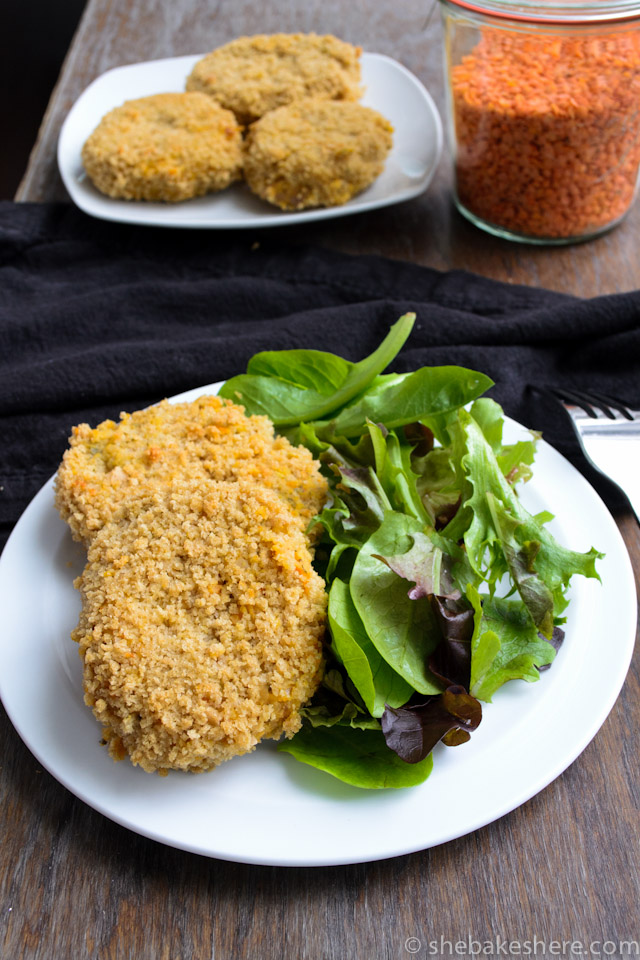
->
xmin=219 ymin=314 xmax=602 ymax=789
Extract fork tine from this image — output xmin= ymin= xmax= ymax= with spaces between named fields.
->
xmin=546 ymin=386 xmax=599 ymax=417
xmin=576 ymin=390 xmax=634 ymax=421
xmin=562 ymin=388 xmax=615 ymax=418
xmin=547 ymin=386 xmax=633 ymax=420
xmin=531 ymin=384 xmax=640 ymax=526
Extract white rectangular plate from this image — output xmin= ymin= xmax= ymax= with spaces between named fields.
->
xmin=57 ymin=52 xmax=443 ymax=229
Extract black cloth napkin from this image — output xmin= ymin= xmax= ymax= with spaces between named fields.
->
xmin=1 ymin=201 xmax=639 ymax=551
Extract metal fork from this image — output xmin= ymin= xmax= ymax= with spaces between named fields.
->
xmin=545 ymin=387 xmax=640 ymax=524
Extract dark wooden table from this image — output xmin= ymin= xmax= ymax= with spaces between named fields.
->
xmin=6 ymin=1 xmax=640 ymax=957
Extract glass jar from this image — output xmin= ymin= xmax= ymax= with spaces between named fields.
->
xmin=439 ymin=0 xmax=640 ymax=243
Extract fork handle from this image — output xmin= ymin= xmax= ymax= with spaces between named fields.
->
xmin=590 ymin=456 xmax=640 ymax=526
xmin=620 ymin=486 xmax=640 ymax=526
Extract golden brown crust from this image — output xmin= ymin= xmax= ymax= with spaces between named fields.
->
xmin=81 ymin=92 xmax=243 ymax=202
xmin=54 ymin=395 xmax=327 ymax=544
xmin=73 ymin=480 xmax=326 ymax=773
xmin=243 ymin=98 xmax=393 ymax=211
xmin=186 ymin=33 xmax=362 ymax=124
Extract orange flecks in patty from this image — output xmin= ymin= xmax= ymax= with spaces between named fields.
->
xmin=72 ymin=480 xmax=326 ymax=774
xmin=54 ymin=394 xmax=327 ymax=544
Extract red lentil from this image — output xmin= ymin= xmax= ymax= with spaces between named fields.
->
xmin=451 ymin=29 xmax=640 ymax=240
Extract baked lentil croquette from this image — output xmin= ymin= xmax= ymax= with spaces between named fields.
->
xmin=73 ymin=480 xmax=327 ymax=773
xmin=54 ymin=394 xmax=327 ymax=544
xmin=81 ymin=92 xmax=243 ymax=202
xmin=186 ymin=33 xmax=362 ymax=125
xmin=244 ymin=98 xmax=394 ymax=211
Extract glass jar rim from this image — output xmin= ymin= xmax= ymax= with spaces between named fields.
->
xmin=439 ymin=0 xmax=640 ymax=24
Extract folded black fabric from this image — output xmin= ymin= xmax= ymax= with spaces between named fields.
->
xmin=1 ymin=201 xmax=639 ymax=550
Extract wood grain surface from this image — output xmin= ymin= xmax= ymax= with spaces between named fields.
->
xmin=5 ymin=1 xmax=640 ymax=958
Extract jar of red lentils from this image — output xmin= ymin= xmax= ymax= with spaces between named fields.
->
xmin=440 ymin=0 xmax=640 ymax=243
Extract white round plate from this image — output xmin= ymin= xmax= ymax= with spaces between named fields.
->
xmin=0 ymin=384 xmax=635 ymax=866
xmin=57 ymin=52 xmax=443 ymax=229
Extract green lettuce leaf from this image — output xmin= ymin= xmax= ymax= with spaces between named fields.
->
xmin=445 ymin=410 xmax=602 ymax=635
xmin=468 ymin=586 xmax=559 ymax=701
xmin=299 ymin=702 xmax=381 ymax=730
xmin=367 ymin=422 xmax=430 ymax=522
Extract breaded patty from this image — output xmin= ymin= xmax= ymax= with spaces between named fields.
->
xmin=243 ymin=98 xmax=393 ymax=211
xmin=54 ymin=394 xmax=327 ymax=544
xmin=186 ymin=33 xmax=362 ymax=124
xmin=73 ymin=480 xmax=327 ymax=773
xmin=81 ymin=92 xmax=243 ymax=202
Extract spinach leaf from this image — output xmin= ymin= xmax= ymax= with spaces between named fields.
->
xmin=328 ymin=578 xmax=413 ymax=717
xmin=278 ymin=725 xmax=434 ymax=788
xmin=350 ymin=512 xmax=443 ymax=695
xmin=318 ymin=365 xmax=494 ymax=438
xmin=219 ymin=313 xmax=415 ymax=426
xmin=247 ymin=349 xmax=352 ymax=394
xmin=217 ymin=375 xmax=333 ymax=425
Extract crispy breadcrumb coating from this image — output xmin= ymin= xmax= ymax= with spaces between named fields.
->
xmin=73 ymin=480 xmax=327 ymax=773
xmin=54 ymin=395 xmax=327 ymax=544
xmin=243 ymin=98 xmax=393 ymax=210
xmin=81 ymin=92 xmax=243 ymax=202
xmin=186 ymin=33 xmax=362 ymax=124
